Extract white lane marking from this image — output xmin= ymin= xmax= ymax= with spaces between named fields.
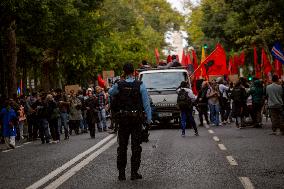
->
xmin=208 ymin=130 xmax=214 ymax=134
xmin=16 ymin=145 xmax=23 ymax=148
xmin=26 ymin=134 xmax=115 ymax=189
xmin=239 ymin=177 xmax=255 ymax=189
xmin=218 ymin=144 xmax=227 ymax=151
xmin=2 ymin=149 xmax=13 ymax=153
xmin=213 ymin=136 xmax=220 ymax=142
xmin=44 ymin=137 xmax=117 ymax=189
xmin=23 ymin=142 xmax=31 ymax=145
xmin=226 ymin=156 xmax=238 ymax=165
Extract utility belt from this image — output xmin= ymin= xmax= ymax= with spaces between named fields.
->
xmin=119 ymin=110 xmax=143 ymax=116
xmin=115 ymin=110 xmax=144 ymax=121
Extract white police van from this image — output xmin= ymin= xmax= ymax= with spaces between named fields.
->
xmin=139 ymin=68 xmax=190 ymax=125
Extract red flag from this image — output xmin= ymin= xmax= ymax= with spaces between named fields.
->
xmin=155 ymin=48 xmax=160 ymax=65
xmin=261 ymin=48 xmax=272 ymax=74
xmin=227 ymin=58 xmax=232 ymax=75
xmin=181 ymin=50 xmax=186 ymax=66
xmin=233 ymin=55 xmax=239 ymax=74
xmin=228 ymin=57 xmax=238 ymax=75
xmin=274 ymin=59 xmax=283 ymax=78
xmin=192 ymin=79 xmax=198 ymax=95
xmin=201 ymin=63 xmax=207 ymax=78
xmin=254 ymin=47 xmax=261 ymax=78
xmin=167 ymin=55 xmax=172 ymax=63
xmin=97 ymin=75 xmax=105 ymax=88
xmin=200 ymin=44 xmax=228 ymax=76
xmin=187 ymin=53 xmax=192 ymax=65
xmin=239 ymin=51 xmax=245 ymax=66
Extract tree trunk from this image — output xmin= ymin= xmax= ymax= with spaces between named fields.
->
xmin=42 ymin=61 xmax=50 ymax=92
xmin=23 ymin=65 xmax=27 ymax=95
xmin=5 ymin=20 xmax=17 ymax=98
xmin=0 ymin=35 xmax=6 ymax=97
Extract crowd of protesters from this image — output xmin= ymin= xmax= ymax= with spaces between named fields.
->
xmin=0 ymin=86 xmax=111 ymax=149
xmin=195 ymin=75 xmax=284 ymax=135
xmin=1 ymin=71 xmax=284 ymax=149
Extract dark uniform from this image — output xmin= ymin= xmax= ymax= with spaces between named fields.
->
xmin=116 ymin=80 xmax=144 ymax=179
xmin=109 ymin=63 xmax=151 ymax=181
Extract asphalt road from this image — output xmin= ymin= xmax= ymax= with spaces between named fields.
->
xmin=0 ymin=119 xmax=283 ymax=189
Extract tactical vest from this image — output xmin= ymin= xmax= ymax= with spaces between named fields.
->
xmin=117 ymin=80 xmax=143 ymax=111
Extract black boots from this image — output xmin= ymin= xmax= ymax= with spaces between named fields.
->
xmin=130 ymin=172 xmax=142 ymax=180
xmin=118 ymin=170 xmax=126 ymax=181
xmin=118 ymin=170 xmax=142 ymax=181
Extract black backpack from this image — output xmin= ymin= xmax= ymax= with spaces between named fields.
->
xmin=177 ymin=89 xmax=192 ymax=110
xmin=117 ymin=80 xmax=143 ymax=111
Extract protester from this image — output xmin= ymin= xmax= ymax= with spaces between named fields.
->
xmin=140 ymin=60 xmax=151 ymax=69
xmin=18 ymin=101 xmax=26 ymax=140
xmin=56 ymin=89 xmax=70 ymax=140
xmin=177 ymin=81 xmax=199 ymax=136
xmin=78 ymin=90 xmax=88 ymax=133
xmin=68 ymin=90 xmax=82 ymax=135
xmin=0 ymin=99 xmax=18 ymax=149
xmin=231 ymin=81 xmax=247 ymax=128
xmin=197 ymin=81 xmax=210 ymax=127
xmin=266 ymin=75 xmax=284 ymax=135
xmin=46 ymin=94 xmax=60 ymax=143
xmin=85 ymin=89 xmax=98 ymax=138
xmin=206 ymin=81 xmax=221 ymax=126
xmin=158 ymin=55 xmax=181 ymax=68
xmin=34 ymin=94 xmax=51 ymax=144
xmin=26 ymin=92 xmax=38 ymax=141
xmin=95 ymin=86 xmax=107 ymax=132
xmin=217 ymin=77 xmax=231 ymax=124
xmin=248 ymin=79 xmax=265 ymax=128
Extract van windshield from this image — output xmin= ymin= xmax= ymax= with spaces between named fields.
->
xmin=140 ymin=72 xmax=188 ymax=90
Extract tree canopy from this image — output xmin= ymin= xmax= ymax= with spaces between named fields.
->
xmin=186 ymin=0 xmax=284 ymax=53
xmin=0 ymin=0 xmax=183 ymax=96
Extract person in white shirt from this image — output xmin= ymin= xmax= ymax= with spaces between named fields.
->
xmin=177 ymin=81 xmax=199 ymax=136
xmin=217 ymin=77 xmax=231 ymax=124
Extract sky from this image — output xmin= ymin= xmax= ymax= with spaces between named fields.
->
xmin=165 ymin=0 xmax=192 ymax=55
xmin=167 ymin=0 xmax=199 ymax=15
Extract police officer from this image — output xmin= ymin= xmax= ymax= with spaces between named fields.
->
xmin=109 ymin=63 xmax=152 ymax=181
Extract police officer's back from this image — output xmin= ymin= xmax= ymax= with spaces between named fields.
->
xmin=108 ymin=63 xmax=152 ymax=181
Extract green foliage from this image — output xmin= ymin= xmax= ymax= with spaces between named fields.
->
xmin=1 ymin=0 xmax=184 ymax=90
xmin=184 ymin=0 xmax=284 ymax=79
xmin=186 ymin=0 xmax=284 ymax=52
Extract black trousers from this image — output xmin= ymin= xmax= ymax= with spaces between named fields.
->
xmin=117 ymin=119 xmax=142 ymax=174
xmin=220 ymin=101 xmax=231 ymax=122
xmin=27 ymin=115 xmax=39 ymax=140
xmin=49 ymin=119 xmax=60 ymax=141
xmin=69 ymin=120 xmax=80 ymax=135
xmin=87 ymin=119 xmax=96 ymax=138
xmin=198 ymin=104 xmax=210 ymax=125
xmin=251 ymin=103 xmax=262 ymax=125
